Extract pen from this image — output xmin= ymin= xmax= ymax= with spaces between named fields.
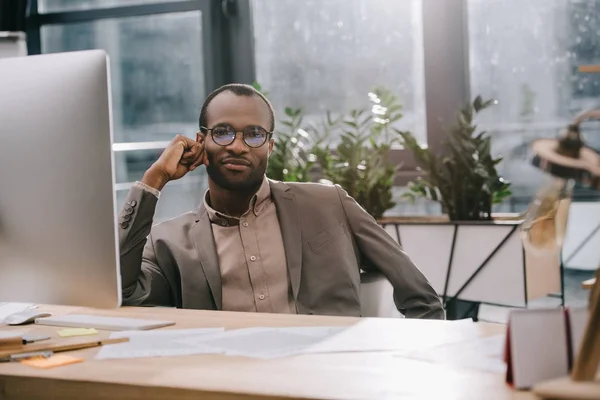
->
xmin=0 ymin=351 xmax=53 ymax=363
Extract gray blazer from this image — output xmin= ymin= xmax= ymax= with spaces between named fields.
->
xmin=119 ymin=180 xmax=444 ymax=319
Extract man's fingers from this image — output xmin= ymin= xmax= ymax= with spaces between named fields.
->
xmin=166 ymin=135 xmax=204 ymax=172
xmin=190 ymin=146 xmax=206 ymax=169
xmin=162 ymin=141 xmax=185 ymax=171
xmin=182 ymin=151 xmax=194 ymax=158
xmin=179 ymin=135 xmax=200 ymax=150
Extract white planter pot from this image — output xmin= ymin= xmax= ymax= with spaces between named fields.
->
xmin=378 ymin=217 xmax=562 ymax=308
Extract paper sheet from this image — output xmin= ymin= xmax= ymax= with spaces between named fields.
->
xmin=305 ymin=318 xmax=479 ymax=354
xmin=179 ymin=327 xmax=345 ymax=359
xmin=402 ymin=334 xmax=506 ymax=374
xmin=0 ymin=303 xmax=35 ymax=323
xmin=95 ymin=328 xmax=225 ymax=360
xmin=179 ymin=320 xmax=479 ymax=359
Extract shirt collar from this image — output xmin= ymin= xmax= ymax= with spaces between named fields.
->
xmin=204 ymin=176 xmax=271 ymax=226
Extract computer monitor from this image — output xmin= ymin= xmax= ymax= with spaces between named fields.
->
xmin=0 ymin=50 xmax=121 ymax=308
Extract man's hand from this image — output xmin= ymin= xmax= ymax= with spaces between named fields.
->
xmin=141 ymin=134 xmax=205 ymax=191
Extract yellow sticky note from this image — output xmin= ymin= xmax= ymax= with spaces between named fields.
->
xmin=21 ymin=354 xmax=83 ymax=369
xmin=57 ymin=328 xmax=98 ymax=338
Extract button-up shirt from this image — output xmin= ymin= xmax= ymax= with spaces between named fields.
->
xmin=204 ymin=177 xmax=296 ymax=314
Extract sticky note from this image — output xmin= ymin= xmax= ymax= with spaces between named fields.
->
xmin=57 ymin=328 xmax=98 ymax=338
xmin=21 ymin=354 xmax=83 ymax=369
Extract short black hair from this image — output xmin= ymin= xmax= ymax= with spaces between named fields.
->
xmin=199 ymin=83 xmax=275 ymax=132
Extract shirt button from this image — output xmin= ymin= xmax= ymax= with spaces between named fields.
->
xmin=242 ymin=221 xmax=249 ymax=227
xmin=258 ymin=294 xmax=265 ymax=300
xmin=250 ymin=255 xmax=257 ymax=262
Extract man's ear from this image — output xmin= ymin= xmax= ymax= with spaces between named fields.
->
xmin=196 ymin=131 xmax=208 ymax=166
xmin=268 ymin=138 xmax=275 ymax=157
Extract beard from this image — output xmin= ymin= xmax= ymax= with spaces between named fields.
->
xmin=205 ymin=150 xmax=267 ymax=192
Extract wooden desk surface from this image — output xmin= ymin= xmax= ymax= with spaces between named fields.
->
xmin=0 ymin=306 xmax=534 ymax=400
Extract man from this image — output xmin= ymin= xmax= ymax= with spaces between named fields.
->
xmin=119 ymin=83 xmax=444 ymax=319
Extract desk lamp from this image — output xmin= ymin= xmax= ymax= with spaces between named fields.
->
xmin=528 ymin=108 xmax=600 ymax=398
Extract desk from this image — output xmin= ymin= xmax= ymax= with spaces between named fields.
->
xmin=0 ymin=306 xmax=533 ymax=400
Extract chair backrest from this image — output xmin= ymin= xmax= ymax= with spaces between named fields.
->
xmin=359 ymin=271 xmax=403 ymax=318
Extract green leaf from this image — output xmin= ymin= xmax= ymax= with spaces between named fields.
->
xmin=473 ymin=96 xmax=483 ymax=112
xmin=252 ymin=81 xmax=263 ymax=92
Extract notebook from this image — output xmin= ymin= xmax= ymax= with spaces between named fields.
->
xmin=505 ymin=307 xmax=589 ymax=390
xmin=35 ymin=314 xmax=175 ymax=331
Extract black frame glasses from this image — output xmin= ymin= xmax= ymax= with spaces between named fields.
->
xmin=201 ymin=124 xmax=273 ymax=148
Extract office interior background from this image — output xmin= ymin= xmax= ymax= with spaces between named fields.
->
xmin=3 ymin=0 xmax=599 ymax=319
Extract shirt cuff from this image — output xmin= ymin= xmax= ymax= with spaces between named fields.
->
xmin=134 ymin=181 xmax=160 ymax=199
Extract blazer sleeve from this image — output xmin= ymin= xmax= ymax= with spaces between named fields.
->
xmin=119 ymin=185 xmax=173 ymax=306
xmin=335 ymin=185 xmax=445 ymax=319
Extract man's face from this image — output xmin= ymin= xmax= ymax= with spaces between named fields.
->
xmin=198 ymin=92 xmax=274 ymax=192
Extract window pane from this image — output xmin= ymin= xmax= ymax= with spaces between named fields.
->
xmin=40 ymin=11 xmax=206 ymax=220
xmin=468 ymin=0 xmax=600 ymax=201
xmin=38 ymin=0 xmax=183 ymax=13
xmin=41 ymin=11 xmax=204 ymax=143
xmin=252 ymin=0 xmax=426 ymax=144
xmin=112 ymin=148 xmax=206 ymax=220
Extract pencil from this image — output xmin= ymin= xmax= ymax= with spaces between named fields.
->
xmin=0 ymin=337 xmax=129 ymax=359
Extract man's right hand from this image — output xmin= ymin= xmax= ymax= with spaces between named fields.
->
xmin=141 ymin=134 xmax=205 ymax=191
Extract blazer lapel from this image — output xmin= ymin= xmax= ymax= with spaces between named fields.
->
xmin=270 ymin=180 xmax=302 ymax=301
xmin=187 ymin=205 xmax=222 ymax=309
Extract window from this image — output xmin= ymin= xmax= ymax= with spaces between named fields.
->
xmin=28 ymin=0 xmax=241 ymax=221
xmin=28 ymin=0 xmax=599 ymax=218
xmin=468 ymin=0 xmax=600 ymax=204
xmin=41 ymin=12 xmax=204 ymax=144
xmin=569 ymin=1 xmax=600 ymax=100
xmin=251 ymin=0 xmax=427 ymax=145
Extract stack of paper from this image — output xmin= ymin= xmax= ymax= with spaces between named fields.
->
xmin=95 ymin=328 xmax=224 ymax=360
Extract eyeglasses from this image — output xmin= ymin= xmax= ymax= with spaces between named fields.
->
xmin=201 ymin=124 xmax=273 ymax=148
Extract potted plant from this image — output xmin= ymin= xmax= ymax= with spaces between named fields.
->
xmin=264 ymin=85 xmax=402 ymax=220
xmin=383 ymin=97 xmax=561 ymax=319
xmin=398 ymin=96 xmax=512 ymax=220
